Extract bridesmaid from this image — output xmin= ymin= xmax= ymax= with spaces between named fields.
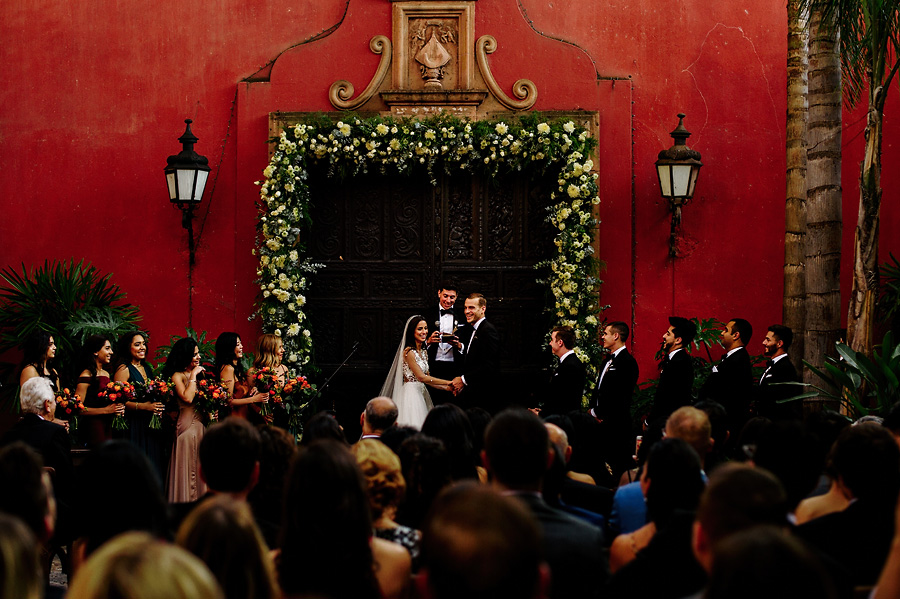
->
xmin=112 ymin=331 xmax=167 ymax=483
xmin=248 ymin=334 xmax=289 ymax=425
xmin=75 ymin=334 xmax=124 ymax=447
xmin=214 ymin=332 xmax=267 ymax=420
xmin=162 ymin=337 xmax=208 ymax=503
xmin=18 ymin=330 xmax=67 ymax=429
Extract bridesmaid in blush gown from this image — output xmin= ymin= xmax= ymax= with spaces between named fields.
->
xmin=214 ymin=332 xmax=267 ymax=420
xmin=162 ymin=337 xmax=208 ymax=503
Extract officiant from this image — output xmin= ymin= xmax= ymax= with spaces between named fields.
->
xmin=425 ymin=281 xmax=465 ymax=405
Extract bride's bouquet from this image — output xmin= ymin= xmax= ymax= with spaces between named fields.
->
xmin=97 ymin=381 xmax=136 ymax=430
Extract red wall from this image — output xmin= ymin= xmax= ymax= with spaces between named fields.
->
xmin=2 ymin=0 xmax=898 ymax=381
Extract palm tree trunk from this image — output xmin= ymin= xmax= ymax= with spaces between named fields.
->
xmin=847 ymin=84 xmax=885 ymax=355
xmin=804 ymin=8 xmax=842 ymax=396
xmin=784 ymin=0 xmax=809 ymax=376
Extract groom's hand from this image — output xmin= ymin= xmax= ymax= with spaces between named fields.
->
xmin=450 ymin=377 xmax=464 ymax=392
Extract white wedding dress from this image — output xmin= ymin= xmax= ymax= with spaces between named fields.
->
xmin=396 ymin=348 xmax=432 ymax=429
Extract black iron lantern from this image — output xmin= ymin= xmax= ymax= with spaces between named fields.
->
xmin=165 ymin=119 xmax=210 ymax=264
xmin=655 ymin=113 xmax=702 ymax=256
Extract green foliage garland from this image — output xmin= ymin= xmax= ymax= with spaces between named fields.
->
xmin=254 ymin=113 xmax=605 ymax=384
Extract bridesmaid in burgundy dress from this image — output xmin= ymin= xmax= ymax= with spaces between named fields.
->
xmin=162 ymin=337 xmax=208 ymax=503
xmin=75 ymin=334 xmax=124 ymax=447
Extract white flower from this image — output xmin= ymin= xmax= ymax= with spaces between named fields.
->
xmin=274 ymin=329 xmax=282 ymax=337
xmin=287 ymin=323 xmax=301 ymax=336
xmin=376 ymin=123 xmax=389 ymax=135
xmin=303 ymin=329 xmax=311 ymax=337
xmin=495 ymin=122 xmax=508 ymax=135
xmin=338 ymin=123 xmax=351 ymax=136
xmin=288 ymin=353 xmax=298 ymax=363
xmin=563 ymin=121 xmax=575 ymax=133
xmin=567 ymin=184 xmax=580 ymax=198
xmin=537 ymin=122 xmax=550 ymax=134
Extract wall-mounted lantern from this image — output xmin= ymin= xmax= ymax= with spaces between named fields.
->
xmin=165 ymin=119 xmax=210 ymax=265
xmin=655 ymin=113 xmax=702 ymax=257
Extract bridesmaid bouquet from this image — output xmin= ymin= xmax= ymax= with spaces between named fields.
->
xmin=280 ymin=374 xmax=316 ymax=438
xmin=139 ymin=377 xmax=171 ymax=430
xmin=98 ymin=381 xmax=136 ymax=430
xmin=251 ymin=367 xmax=281 ymax=417
xmin=55 ymin=388 xmax=84 ymax=431
xmin=194 ymin=378 xmax=230 ymax=426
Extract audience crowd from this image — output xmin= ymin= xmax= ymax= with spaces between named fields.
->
xmin=3 ymin=324 xmax=900 ymax=599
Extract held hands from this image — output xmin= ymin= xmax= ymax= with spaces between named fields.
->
xmin=450 ymin=377 xmax=465 ymax=394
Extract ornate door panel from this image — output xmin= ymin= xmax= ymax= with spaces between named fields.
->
xmin=307 ymin=171 xmax=555 ymax=424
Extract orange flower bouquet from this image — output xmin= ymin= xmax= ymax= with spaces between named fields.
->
xmin=251 ymin=367 xmax=281 ymax=417
xmin=97 ymin=381 xmax=136 ymax=430
xmin=140 ymin=377 xmax=171 ymax=430
xmin=194 ymin=378 xmax=230 ymax=426
xmin=280 ymin=374 xmax=316 ymax=437
xmin=55 ymin=388 xmax=84 ymax=431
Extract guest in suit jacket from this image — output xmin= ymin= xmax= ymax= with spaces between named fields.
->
xmin=2 ymin=377 xmax=74 ymax=530
xmin=541 ymin=325 xmax=587 ymax=417
xmin=450 ymin=294 xmax=501 ymax=412
xmin=425 ymin=282 xmax=465 ymax=405
xmin=589 ymin=322 xmax=639 ymax=475
xmin=757 ymin=324 xmax=801 ymax=421
xmin=484 ymin=410 xmax=608 ymax=599
xmin=647 ymin=316 xmax=696 ymax=426
xmin=699 ymin=318 xmax=753 ymax=438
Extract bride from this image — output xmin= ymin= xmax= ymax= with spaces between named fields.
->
xmin=381 ymin=315 xmax=454 ymax=429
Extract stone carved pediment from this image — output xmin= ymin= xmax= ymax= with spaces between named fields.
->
xmin=328 ymin=0 xmax=536 ymax=118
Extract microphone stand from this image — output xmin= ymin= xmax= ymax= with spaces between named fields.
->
xmin=313 ymin=340 xmax=361 ymax=412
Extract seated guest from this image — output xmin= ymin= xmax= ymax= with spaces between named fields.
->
xmin=751 ymin=420 xmax=822 ymax=516
xmin=353 ymin=438 xmax=422 ymax=569
xmin=694 ymin=400 xmax=730 ymax=474
xmin=567 ymin=411 xmax=615 ymax=488
xmin=545 ymin=422 xmax=614 ymax=518
xmin=421 ymin=404 xmax=479 ymax=481
xmin=706 ymin=526 xmax=838 ymax=599
xmin=484 ymin=409 xmax=607 ymax=599
xmin=690 ymin=464 xmax=788 ymax=575
xmin=379 ymin=425 xmax=418 ymax=456
xmin=279 ymin=440 xmax=411 ymax=599
xmin=395 ymin=434 xmax=452 ymax=530
xmin=609 ymin=438 xmax=705 ymax=573
xmin=796 ymin=422 xmax=900 ymax=586
xmin=419 ymin=482 xmax=548 ymax=599
xmin=247 ymin=425 xmax=297 ymax=548
xmin=0 ymin=512 xmax=43 ymax=599
xmin=176 ymin=495 xmax=280 ymax=599
xmin=72 ymin=441 xmax=170 ymax=573
xmin=67 ymin=532 xmax=223 ymax=599
xmin=360 ymin=396 xmax=398 ymax=439
xmin=1 ymin=377 xmax=74 ymax=542
xmin=299 ymin=411 xmax=347 ymax=446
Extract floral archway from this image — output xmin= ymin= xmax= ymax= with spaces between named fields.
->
xmin=254 ymin=113 xmax=606 ymax=392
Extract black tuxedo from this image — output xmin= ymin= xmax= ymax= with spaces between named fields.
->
xmin=699 ymin=346 xmax=753 ymax=433
xmin=543 ymin=352 xmax=587 ymax=417
xmin=457 ymin=318 xmax=501 ymax=411
xmin=757 ymin=355 xmax=801 ymax=421
xmin=426 ymin=304 xmax=465 ymax=404
xmin=590 ymin=348 xmax=639 ymax=473
xmin=513 ymin=493 xmax=608 ymax=599
xmin=647 ymin=349 xmax=694 ymax=425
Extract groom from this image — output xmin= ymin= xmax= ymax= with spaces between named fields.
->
xmin=450 ymin=293 xmax=501 ymax=412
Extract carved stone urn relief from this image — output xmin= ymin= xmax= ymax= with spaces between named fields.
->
xmin=328 ymin=0 xmax=537 ymax=118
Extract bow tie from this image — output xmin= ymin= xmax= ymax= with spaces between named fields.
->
xmin=766 ymin=359 xmax=775 ymax=368
xmin=440 ymin=309 xmax=454 ymax=316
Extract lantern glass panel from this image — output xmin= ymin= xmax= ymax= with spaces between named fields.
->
xmin=166 ymin=172 xmax=177 ymax=201
xmin=672 ymin=164 xmax=693 ymax=197
xmin=193 ymin=170 xmax=209 ymax=201
xmin=657 ymin=165 xmax=672 ymax=197
xmin=176 ymin=169 xmax=197 ymax=202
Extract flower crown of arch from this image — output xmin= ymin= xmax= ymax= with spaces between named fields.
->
xmin=254 ymin=113 xmax=608 ymax=399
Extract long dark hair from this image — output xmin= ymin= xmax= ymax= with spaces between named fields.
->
xmin=279 ymin=440 xmax=380 ymax=599
xmin=215 ymin=332 xmax=245 ymax=381
xmin=421 ymin=404 xmax=478 ymax=481
xmin=19 ymin=330 xmax=58 ymax=385
xmin=405 ymin=316 xmax=427 ymax=350
xmin=73 ymin=334 xmax=111 ymax=388
xmin=645 ymin=438 xmax=704 ymax=528
xmin=111 ymin=331 xmax=152 ymax=382
xmin=162 ymin=338 xmax=198 ymax=381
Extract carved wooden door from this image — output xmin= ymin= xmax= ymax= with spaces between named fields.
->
xmin=307 ymin=171 xmax=556 ymax=424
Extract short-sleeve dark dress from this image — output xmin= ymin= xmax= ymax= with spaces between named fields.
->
xmin=81 ymin=374 xmax=111 ymax=448
xmin=120 ymin=364 xmax=169 ymax=485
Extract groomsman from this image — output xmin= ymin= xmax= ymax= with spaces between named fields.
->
xmin=757 ymin=324 xmax=801 ymax=421
xmin=589 ymin=321 xmax=639 ymax=475
xmin=450 ymin=294 xmax=501 ymax=412
xmin=426 ymin=282 xmax=464 ymax=405
xmin=647 ymin=316 xmax=696 ymax=426
xmin=699 ymin=318 xmax=753 ymax=436
xmin=541 ymin=325 xmax=587 ymax=417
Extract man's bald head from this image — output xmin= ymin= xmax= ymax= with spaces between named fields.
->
xmin=362 ymin=396 xmax=398 ymax=435
xmin=545 ymin=423 xmax=572 ymax=463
